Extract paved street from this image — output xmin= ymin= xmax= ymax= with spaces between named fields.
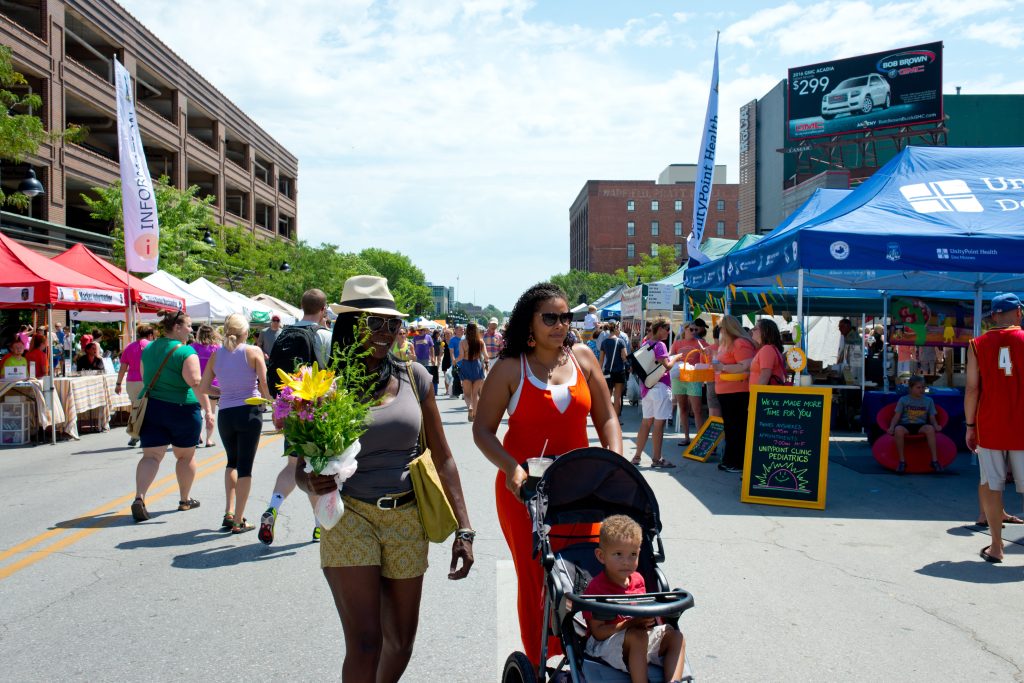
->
xmin=3 ymin=394 xmax=1024 ymax=681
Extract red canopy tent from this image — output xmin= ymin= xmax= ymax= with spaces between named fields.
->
xmin=51 ymin=244 xmax=184 ymax=313
xmin=0 ymin=233 xmax=125 ymax=310
xmin=0 ymin=233 xmax=127 ymax=445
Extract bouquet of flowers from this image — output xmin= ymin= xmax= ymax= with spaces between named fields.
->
xmin=248 ymin=346 xmax=374 ymax=530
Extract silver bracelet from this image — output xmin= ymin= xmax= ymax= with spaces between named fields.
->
xmin=455 ymin=528 xmax=476 ymax=543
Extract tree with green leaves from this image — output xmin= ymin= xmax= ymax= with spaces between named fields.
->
xmin=548 ymin=270 xmax=628 ymax=306
xmin=0 ymin=46 xmax=84 ymax=209
xmin=358 ymin=248 xmax=432 ymax=314
xmin=81 ymin=175 xmax=218 ymax=280
xmin=614 ymin=243 xmax=682 ymax=283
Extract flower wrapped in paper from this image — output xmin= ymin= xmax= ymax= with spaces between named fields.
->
xmin=247 ymin=356 xmax=373 ymax=530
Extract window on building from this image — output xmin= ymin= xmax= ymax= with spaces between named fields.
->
xmin=674 ymin=199 xmax=683 ymax=211
xmin=716 ymin=220 xmax=725 ymax=236
xmin=627 ymin=221 xmax=635 ymax=236
xmin=627 ymin=243 xmax=635 ymax=259
xmin=651 ymin=244 xmax=659 ymax=257
xmin=627 ymin=200 xmax=635 ymax=211
xmin=675 ymin=243 xmax=683 ymax=259
xmin=651 ymin=200 xmax=659 ymax=211
xmin=651 ymin=221 xmax=659 ymax=236
xmin=716 ymin=199 xmax=725 ymax=211
xmin=674 ymin=221 xmax=683 ymax=236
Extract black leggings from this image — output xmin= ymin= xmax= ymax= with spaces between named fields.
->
xmin=718 ymin=391 xmax=750 ymax=469
xmin=219 ymin=405 xmax=262 ymax=478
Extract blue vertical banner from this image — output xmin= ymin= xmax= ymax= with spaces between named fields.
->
xmin=686 ymin=33 xmax=719 ymax=268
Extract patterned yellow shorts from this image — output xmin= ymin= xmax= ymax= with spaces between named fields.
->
xmin=320 ymin=495 xmax=429 ymax=579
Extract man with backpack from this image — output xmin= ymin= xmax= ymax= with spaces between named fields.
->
xmin=258 ymin=289 xmax=333 ymax=545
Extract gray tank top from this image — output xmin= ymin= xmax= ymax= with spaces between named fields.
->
xmin=342 ymin=363 xmax=433 ymax=500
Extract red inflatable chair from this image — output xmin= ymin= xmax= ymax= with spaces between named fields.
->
xmin=872 ymin=403 xmax=957 ymax=473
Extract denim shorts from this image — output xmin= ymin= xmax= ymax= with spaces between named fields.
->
xmin=139 ymin=398 xmax=202 ymax=449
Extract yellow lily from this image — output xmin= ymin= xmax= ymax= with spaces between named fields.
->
xmin=276 ymin=362 xmax=336 ymax=402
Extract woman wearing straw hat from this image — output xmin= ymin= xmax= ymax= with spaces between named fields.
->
xmin=299 ymin=275 xmax=474 ymax=682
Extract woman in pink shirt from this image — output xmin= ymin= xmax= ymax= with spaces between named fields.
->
xmin=714 ymin=315 xmax=757 ymax=473
xmin=750 ymin=319 xmax=787 ymax=386
xmin=116 ymin=324 xmax=155 ymax=447
xmin=191 ymin=324 xmax=221 ymax=448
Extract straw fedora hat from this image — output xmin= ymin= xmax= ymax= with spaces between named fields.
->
xmin=329 ymin=275 xmax=408 ymax=317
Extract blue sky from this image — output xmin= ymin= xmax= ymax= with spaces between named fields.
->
xmin=118 ymin=1 xmax=1024 ymax=309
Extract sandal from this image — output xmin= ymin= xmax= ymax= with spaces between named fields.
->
xmin=930 ymin=460 xmax=944 ymax=473
xmin=679 ymin=438 xmax=691 ymax=446
xmin=651 ymin=459 xmax=677 ymax=469
xmin=232 ymin=519 xmax=255 ymax=534
xmin=131 ymin=497 xmax=150 ymax=522
xmin=631 ymin=456 xmax=642 ymax=466
xmin=178 ymin=498 xmax=201 ymax=511
xmin=1005 ymin=515 xmax=1024 ymax=525
xmin=221 ymin=513 xmax=235 ymax=530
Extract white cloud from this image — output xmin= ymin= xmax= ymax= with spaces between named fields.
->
xmin=113 ymin=1 xmax=1023 ymax=308
xmin=963 ymin=21 xmax=1024 ymax=49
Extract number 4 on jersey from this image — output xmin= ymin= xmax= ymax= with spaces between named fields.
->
xmin=999 ymin=346 xmax=1013 ymax=376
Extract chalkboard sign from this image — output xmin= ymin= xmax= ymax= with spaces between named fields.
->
xmin=741 ymin=386 xmax=832 ymax=510
xmin=683 ymin=417 xmax=724 ymax=462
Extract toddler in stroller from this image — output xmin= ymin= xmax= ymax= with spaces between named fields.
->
xmin=583 ymin=515 xmax=686 ymax=682
xmin=502 ymin=447 xmax=694 ymax=683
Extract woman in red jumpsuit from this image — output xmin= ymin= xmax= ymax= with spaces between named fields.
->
xmin=474 ymin=283 xmax=623 ymax=667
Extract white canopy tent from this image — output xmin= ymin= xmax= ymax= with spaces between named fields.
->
xmin=188 ymin=277 xmax=265 ymax=323
xmin=253 ymin=293 xmax=303 ymax=321
xmin=222 ymin=289 xmax=284 ymax=323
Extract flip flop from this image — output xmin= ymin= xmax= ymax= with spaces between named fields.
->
xmin=1005 ymin=515 xmax=1024 ymax=524
xmin=980 ymin=545 xmax=1003 ymax=563
xmin=651 ymin=459 xmax=677 ymax=469
xmin=631 ymin=456 xmax=642 ymax=466
xmin=679 ymin=438 xmax=691 ymax=446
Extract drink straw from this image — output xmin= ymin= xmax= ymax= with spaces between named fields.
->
xmin=540 ymin=439 xmax=549 ymax=458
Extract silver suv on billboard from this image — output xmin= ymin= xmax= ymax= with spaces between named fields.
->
xmin=820 ymin=74 xmax=891 ymax=119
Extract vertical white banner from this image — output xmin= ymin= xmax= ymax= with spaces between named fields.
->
xmin=115 ymin=59 xmax=159 ymax=273
xmin=686 ymin=34 xmax=719 ymax=267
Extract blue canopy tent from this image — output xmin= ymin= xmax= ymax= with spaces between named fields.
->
xmin=685 ymin=146 xmax=1024 ymax=385
xmin=686 ymin=147 xmax=1024 ymax=297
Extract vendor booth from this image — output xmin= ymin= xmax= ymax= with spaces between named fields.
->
xmin=0 ymin=234 xmax=127 ymax=443
xmin=685 ymin=146 xmax=1024 ymax=456
xmin=253 ymin=293 xmax=302 ymax=322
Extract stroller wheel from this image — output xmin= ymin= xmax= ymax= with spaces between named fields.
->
xmin=502 ymin=651 xmax=538 ymax=683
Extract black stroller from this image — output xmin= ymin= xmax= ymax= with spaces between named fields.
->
xmin=501 ymin=448 xmax=695 ymax=683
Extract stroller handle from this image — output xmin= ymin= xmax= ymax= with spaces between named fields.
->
xmin=567 ymin=589 xmax=695 ymax=620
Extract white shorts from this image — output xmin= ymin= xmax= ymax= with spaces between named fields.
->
xmin=977 ymin=447 xmax=1024 ymax=493
xmin=641 ymin=383 xmax=673 ymax=421
xmin=585 ymin=624 xmax=669 ymax=673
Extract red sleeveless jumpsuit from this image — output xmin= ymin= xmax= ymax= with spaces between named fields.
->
xmin=495 ymin=352 xmax=599 ymax=666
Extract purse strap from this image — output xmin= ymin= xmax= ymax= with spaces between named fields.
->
xmin=404 ymin=362 xmax=427 ymax=454
xmin=140 ymin=342 xmax=183 ymax=400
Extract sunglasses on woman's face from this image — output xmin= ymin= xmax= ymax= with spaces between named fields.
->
xmin=538 ymin=312 xmax=573 ymax=327
xmin=365 ymin=315 xmax=403 ymax=333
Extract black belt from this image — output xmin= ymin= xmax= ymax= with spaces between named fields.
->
xmin=354 ymin=491 xmax=415 ymax=510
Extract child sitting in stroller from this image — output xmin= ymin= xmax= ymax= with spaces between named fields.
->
xmin=583 ymin=515 xmax=687 ymax=683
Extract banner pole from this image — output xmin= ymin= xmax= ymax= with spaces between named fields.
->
xmin=882 ymin=292 xmax=890 ymax=392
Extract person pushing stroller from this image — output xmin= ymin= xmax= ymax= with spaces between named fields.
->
xmin=583 ymin=515 xmax=687 ymax=683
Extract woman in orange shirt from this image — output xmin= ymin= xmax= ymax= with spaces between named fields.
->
xmin=24 ymin=333 xmax=50 ymax=378
xmin=474 ymin=282 xmax=622 ymax=667
xmin=714 ymin=315 xmax=757 ymax=473
xmin=750 ymin=319 xmax=786 ymax=386
xmin=670 ymin=322 xmax=704 ymax=446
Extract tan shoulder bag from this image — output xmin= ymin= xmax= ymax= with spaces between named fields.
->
xmin=126 ymin=343 xmax=183 ymax=438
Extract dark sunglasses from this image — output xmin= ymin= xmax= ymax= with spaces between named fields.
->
xmin=538 ymin=312 xmax=573 ymax=327
xmin=365 ymin=315 xmax=403 ymax=333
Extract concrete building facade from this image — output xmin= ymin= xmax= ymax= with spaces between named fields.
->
xmin=0 ymin=0 xmax=298 ymax=256
xmin=569 ymin=165 xmax=739 ymax=274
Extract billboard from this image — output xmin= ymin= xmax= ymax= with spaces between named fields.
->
xmin=787 ymin=41 xmax=943 ymax=140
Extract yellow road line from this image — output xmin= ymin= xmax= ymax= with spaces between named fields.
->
xmin=0 ymin=434 xmax=282 ymax=582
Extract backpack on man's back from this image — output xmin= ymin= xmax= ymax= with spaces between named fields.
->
xmin=266 ymin=325 xmax=321 ymax=397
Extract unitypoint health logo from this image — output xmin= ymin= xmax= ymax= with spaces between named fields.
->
xmin=900 ymin=180 xmax=982 ymax=213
